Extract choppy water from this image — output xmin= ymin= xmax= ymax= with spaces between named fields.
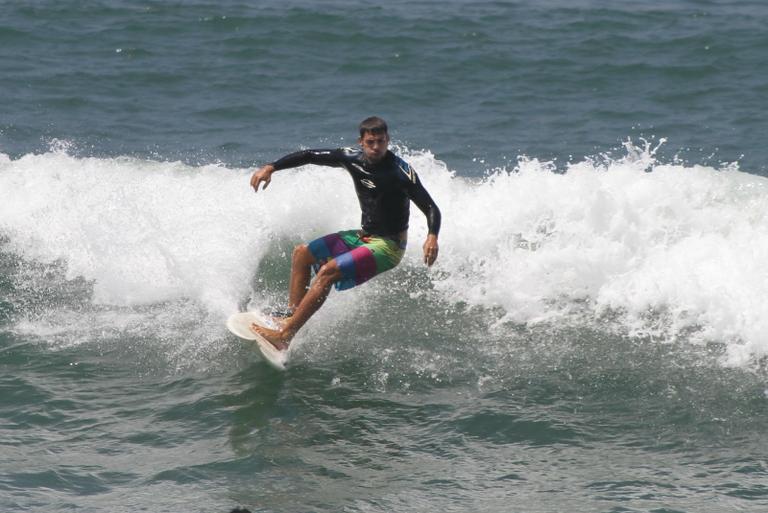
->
xmin=2 ymin=1 xmax=768 ymax=512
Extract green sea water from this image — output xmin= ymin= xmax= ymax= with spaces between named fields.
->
xmin=2 ymin=1 xmax=768 ymax=512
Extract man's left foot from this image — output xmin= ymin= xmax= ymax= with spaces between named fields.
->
xmin=269 ymin=315 xmax=292 ymax=328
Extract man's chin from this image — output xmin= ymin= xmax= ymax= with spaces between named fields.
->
xmin=366 ymin=153 xmax=386 ymax=163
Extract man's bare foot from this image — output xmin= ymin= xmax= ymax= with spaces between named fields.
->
xmin=250 ymin=322 xmax=292 ymax=351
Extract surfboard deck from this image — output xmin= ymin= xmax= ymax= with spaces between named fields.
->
xmin=226 ymin=311 xmax=288 ymax=371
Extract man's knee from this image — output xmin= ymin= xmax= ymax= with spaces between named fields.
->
xmin=292 ymin=244 xmax=315 ymax=266
xmin=315 ymin=259 xmax=343 ymax=286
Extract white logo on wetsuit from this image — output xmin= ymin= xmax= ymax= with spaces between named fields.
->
xmin=351 ymin=163 xmax=372 ymax=176
xmin=360 ymin=179 xmax=376 ymax=189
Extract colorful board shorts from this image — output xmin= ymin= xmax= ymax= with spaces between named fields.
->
xmin=307 ymin=230 xmax=407 ymax=291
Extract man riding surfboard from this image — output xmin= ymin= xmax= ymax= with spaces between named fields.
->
xmin=249 ymin=117 xmax=441 ymax=350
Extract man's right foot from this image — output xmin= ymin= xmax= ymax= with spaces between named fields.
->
xmin=250 ymin=322 xmax=291 ymax=352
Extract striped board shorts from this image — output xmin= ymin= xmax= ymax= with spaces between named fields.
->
xmin=307 ymin=230 xmax=407 ymax=291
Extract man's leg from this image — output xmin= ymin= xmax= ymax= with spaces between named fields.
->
xmin=252 ymin=258 xmax=343 ymax=350
xmin=282 ymin=259 xmax=343 ymax=338
xmin=287 ymin=244 xmax=316 ymax=313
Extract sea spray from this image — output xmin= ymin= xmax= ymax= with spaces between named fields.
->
xmin=1 ymin=142 xmax=767 ymax=365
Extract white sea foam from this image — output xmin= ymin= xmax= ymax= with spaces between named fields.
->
xmin=1 ymin=143 xmax=767 ymax=365
xmin=413 ymin=143 xmax=768 ymax=366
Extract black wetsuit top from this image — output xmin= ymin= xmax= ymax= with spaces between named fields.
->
xmin=271 ymin=148 xmax=441 ymax=238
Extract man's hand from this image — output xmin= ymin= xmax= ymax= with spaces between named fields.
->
xmin=250 ymin=164 xmax=275 ymax=192
xmin=423 ymin=233 xmax=439 ymax=267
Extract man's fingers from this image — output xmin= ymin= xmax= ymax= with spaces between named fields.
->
xmin=424 ymin=247 xmax=438 ymax=266
xmin=250 ymin=166 xmax=274 ymax=192
xmin=251 ymin=174 xmax=270 ymax=192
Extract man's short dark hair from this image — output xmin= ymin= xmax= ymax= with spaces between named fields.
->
xmin=359 ymin=116 xmax=388 ymax=137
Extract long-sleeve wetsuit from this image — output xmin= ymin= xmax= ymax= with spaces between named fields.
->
xmin=270 ymin=148 xmax=441 ymax=238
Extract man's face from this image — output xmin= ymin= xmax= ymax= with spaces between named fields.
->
xmin=359 ymin=131 xmax=389 ymax=163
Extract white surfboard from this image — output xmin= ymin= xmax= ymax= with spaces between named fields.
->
xmin=226 ymin=311 xmax=288 ymax=371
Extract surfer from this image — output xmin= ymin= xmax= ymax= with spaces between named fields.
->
xmin=249 ymin=117 xmax=441 ymax=350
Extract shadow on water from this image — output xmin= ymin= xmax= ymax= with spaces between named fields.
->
xmin=227 ymin=362 xmax=290 ymax=455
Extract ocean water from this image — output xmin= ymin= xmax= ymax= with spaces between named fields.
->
xmin=2 ymin=1 xmax=768 ymax=512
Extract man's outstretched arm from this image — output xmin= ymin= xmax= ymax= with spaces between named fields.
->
xmin=250 ymin=149 xmax=346 ymax=192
